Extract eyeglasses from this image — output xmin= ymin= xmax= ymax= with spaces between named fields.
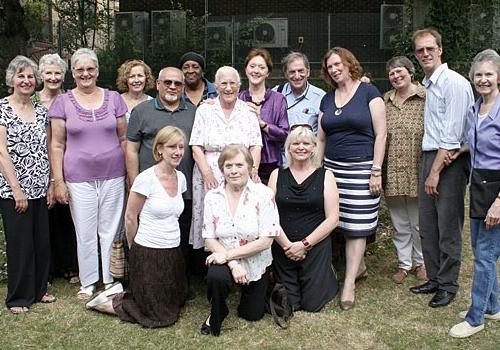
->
xmin=160 ymin=79 xmax=184 ymax=88
xmin=415 ymin=46 xmax=439 ymax=55
xmin=290 ymin=124 xmax=313 ymax=131
xmin=217 ymin=81 xmax=239 ymax=88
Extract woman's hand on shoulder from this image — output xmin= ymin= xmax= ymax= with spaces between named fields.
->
xmin=12 ymin=188 xmax=28 ymax=213
xmin=230 ymin=263 xmax=249 ymax=285
xmin=202 ymin=170 xmax=218 ymax=191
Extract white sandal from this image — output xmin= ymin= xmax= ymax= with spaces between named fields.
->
xmin=77 ymin=285 xmax=95 ymax=300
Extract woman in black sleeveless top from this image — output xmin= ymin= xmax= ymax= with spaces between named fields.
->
xmin=268 ymin=125 xmax=339 ymax=312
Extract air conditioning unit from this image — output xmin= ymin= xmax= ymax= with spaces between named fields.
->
xmin=151 ymin=10 xmax=186 ymax=52
xmin=253 ymin=18 xmax=288 ymax=48
xmin=115 ymin=12 xmax=149 ymax=51
xmin=207 ymin=21 xmax=238 ymax=50
xmin=379 ymin=5 xmax=404 ymax=50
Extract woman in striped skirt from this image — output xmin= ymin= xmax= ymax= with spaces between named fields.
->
xmin=318 ymin=47 xmax=387 ymax=310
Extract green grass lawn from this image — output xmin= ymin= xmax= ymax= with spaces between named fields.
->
xmin=0 ymin=208 xmax=499 ymax=349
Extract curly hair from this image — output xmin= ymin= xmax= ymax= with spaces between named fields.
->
xmin=320 ymin=47 xmax=362 ymax=88
xmin=116 ymin=59 xmax=154 ymax=93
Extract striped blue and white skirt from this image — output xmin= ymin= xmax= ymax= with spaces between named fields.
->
xmin=324 ymin=158 xmax=380 ymax=237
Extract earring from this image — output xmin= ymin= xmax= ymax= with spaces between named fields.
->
xmin=159 ymin=153 xmax=163 ymax=158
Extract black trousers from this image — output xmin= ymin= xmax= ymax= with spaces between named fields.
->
xmin=206 ymin=264 xmax=268 ymax=334
xmin=419 ymin=151 xmax=469 ymax=293
xmin=48 ymin=203 xmax=78 ymax=280
xmin=272 ymin=237 xmax=338 ymax=312
xmin=0 ymin=198 xmax=50 ymax=308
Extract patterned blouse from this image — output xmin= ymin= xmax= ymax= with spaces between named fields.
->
xmin=202 ymin=180 xmax=280 ymax=282
xmin=0 ymin=98 xmax=49 ymax=199
xmin=383 ymin=83 xmax=425 ymax=197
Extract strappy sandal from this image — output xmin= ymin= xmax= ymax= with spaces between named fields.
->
xmin=40 ymin=293 xmax=57 ymax=303
xmin=9 ymin=306 xmax=29 ymax=314
xmin=77 ymin=285 xmax=95 ymax=300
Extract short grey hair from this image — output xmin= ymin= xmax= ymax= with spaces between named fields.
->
xmin=469 ymin=49 xmax=500 ymax=81
xmin=5 ymin=55 xmax=40 ymax=89
xmin=39 ymin=53 xmax=67 ymax=77
xmin=71 ymin=48 xmax=99 ymax=70
xmin=386 ymin=56 xmax=416 ymax=78
xmin=281 ymin=52 xmax=310 ymax=74
xmin=214 ymin=66 xmax=241 ymax=84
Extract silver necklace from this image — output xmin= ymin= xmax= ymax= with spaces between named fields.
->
xmin=334 ymin=82 xmax=358 ymax=116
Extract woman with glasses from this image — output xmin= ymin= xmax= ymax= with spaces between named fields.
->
xmin=239 ymin=48 xmax=289 ymax=184
xmin=268 ymin=124 xmax=339 ymax=312
xmin=318 ymin=47 xmax=386 ymax=311
xmin=49 ymin=48 xmax=128 ymax=300
xmin=189 ymin=66 xmax=262 ymax=251
xmin=116 ymin=59 xmax=154 ymax=123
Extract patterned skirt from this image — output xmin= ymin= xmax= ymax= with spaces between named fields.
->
xmin=112 ymin=242 xmax=187 ymax=328
xmin=324 ymin=158 xmax=380 ymax=237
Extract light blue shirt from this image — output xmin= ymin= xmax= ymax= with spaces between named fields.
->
xmin=273 ymin=82 xmax=326 ymax=134
xmin=421 ymin=63 xmax=474 ymax=151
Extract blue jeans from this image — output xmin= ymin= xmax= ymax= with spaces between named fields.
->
xmin=465 ymin=219 xmax=500 ymax=326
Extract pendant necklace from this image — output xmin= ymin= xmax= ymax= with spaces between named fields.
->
xmin=334 ymin=81 xmax=358 ymax=116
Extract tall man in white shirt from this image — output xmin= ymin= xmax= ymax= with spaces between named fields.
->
xmin=409 ymin=28 xmax=474 ymax=308
xmin=274 ymin=52 xmax=325 ymax=134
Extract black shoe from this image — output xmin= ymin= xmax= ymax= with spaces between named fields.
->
xmin=186 ymin=288 xmax=196 ymax=301
xmin=200 ymin=321 xmax=211 ymax=336
xmin=429 ymin=290 xmax=455 ymax=308
xmin=409 ymin=281 xmax=438 ymax=294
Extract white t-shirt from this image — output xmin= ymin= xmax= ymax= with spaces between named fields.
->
xmin=131 ymin=166 xmax=186 ymax=249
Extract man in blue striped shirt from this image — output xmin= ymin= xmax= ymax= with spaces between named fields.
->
xmin=409 ymin=28 xmax=474 ymax=308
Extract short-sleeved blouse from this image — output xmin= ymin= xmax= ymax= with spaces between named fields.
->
xmin=131 ymin=167 xmax=187 ymax=249
xmin=383 ymin=84 xmax=425 ymax=197
xmin=320 ymin=82 xmax=382 ymax=161
xmin=0 ymin=98 xmax=49 ymax=199
xmin=48 ymin=89 xmax=128 ymax=182
xmin=202 ymin=180 xmax=280 ymax=282
xmin=189 ymin=98 xmax=262 ymax=150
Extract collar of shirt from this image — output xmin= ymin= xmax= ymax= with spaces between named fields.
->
xmin=472 ymin=94 xmax=500 ymax=121
xmin=386 ymin=82 xmax=426 ymax=103
xmin=283 ymin=82 xmax=310 ymax=101
xmin=154 ymin=95 xmax=187 ymax=112
xmin=212 ymin=178 xmax=258 ymax=196
xmin=240 ymin=89 xmax=273 ymax=104
xmin=422 ymin=63 xmax=448 ymax=87
xmin=182 ymin=77 xmax=218 ymax=105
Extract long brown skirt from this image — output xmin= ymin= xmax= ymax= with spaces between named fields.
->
xmin=113 ymin=242 xmax=187 ymax=328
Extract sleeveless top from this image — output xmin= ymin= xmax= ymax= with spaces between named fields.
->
xmin=275 ymin=167 xmax=326 ymax=241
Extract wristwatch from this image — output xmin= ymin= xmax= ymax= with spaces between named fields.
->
xmin=301 ymin=238 xmax=312 ymax=251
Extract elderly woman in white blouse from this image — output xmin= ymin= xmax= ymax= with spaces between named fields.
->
xmin=200 ymin=144 xmax=280 ymax=336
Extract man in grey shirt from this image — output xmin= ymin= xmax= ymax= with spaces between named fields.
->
xmin=409 ymin=28 xmax=473 ymax=308
xmin=126 ymin=67 xmax=196 ymax=293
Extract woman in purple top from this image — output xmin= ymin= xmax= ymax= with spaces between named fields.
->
xmin=49 ymin=48 xmax=128 ymax=300
xmin=239 ymin=48 xmax=289 ymax=184
xmin=449 ymin=49 xmax=500 ymax=338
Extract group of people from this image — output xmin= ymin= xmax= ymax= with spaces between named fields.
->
xmin=0 ymin=26 xmax=498 ymax=340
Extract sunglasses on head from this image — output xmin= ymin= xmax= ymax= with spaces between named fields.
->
xmin=290 ymin=123 xmax=313 ymax=131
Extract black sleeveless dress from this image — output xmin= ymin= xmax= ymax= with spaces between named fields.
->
xmin=272 ymin=168 xmax=338 ymax=312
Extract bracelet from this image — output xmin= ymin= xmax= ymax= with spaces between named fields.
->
xmin=49 ymin=178 xmax=56 ymax=183
xmin=371 ymin=165 xmax=382 ymax=171
xmin=371 ymin=172 xmax=382 ymax=177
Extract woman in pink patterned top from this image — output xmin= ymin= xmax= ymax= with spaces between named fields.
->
xmin=49 ymin=48 xmax=128 ymax=300
xmin=200 ymin=144 xmax=280 ymax=336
